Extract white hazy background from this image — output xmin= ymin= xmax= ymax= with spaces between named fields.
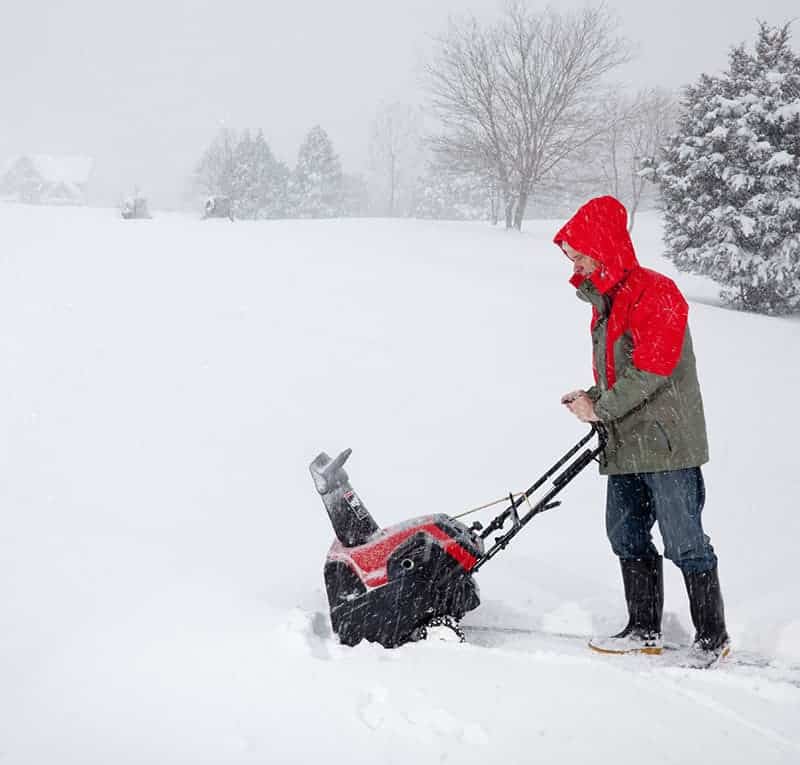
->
xmin=2 ymin=0 xmax=799 ymax=206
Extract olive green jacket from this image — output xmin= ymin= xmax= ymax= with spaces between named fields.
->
xmin=579 ymin=280 xmax=710 ymax=475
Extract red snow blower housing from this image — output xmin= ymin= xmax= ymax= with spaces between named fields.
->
xmin=311 ymin=425 xmax=605 ymax=648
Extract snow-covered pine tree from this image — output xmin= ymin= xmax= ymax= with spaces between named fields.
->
xmin=194 ymin=128 xmax=237 ymax=200
xmin=214 ymin=130 xmax=289 ymax=219
xmin=652 ymin=22 xmax=800 ymax=314
xmin=288 ymin=126 xmax=344 ymax=218
xmin=250 ymin=130 xmax=290 ymax=219
xmin=231 ymin=130 xmax=257 ymax=218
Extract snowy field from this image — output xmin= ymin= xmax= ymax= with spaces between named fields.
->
xmin=1 ymin=204 xmax=799 ymax=764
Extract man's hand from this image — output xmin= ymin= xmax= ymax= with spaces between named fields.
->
xmin=561 ymin=390 xmax=600 ymax=423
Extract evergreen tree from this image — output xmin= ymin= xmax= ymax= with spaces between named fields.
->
xmin=252 ymin=130 xmax=290 ymax=219
xmin=194 ymin=128 xmax=237 ymax=199
xmin=231 ymin=129 xmax=257 ymax=217
xmin=651 ymin=22 xmax=800 ymax=314
xmin=233 ymin=130 xmax=289 ymax=219
xmin=197 ymin=129 xmax=290 ymax=219
xmin=289 ymin=126 xmax=344 ymax=218
xmin=0 ymin=157 xmax=43 ymax=203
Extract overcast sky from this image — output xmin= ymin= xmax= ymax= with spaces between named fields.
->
xmin=1 ymin=0 xmax=797 ymax=206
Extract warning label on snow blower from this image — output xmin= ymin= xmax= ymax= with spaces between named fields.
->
xmin=344 ymin=490 xmax=369 ymax=519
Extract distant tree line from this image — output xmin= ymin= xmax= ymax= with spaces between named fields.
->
xmin=194 ymin=125 xmax=368 ymax=219
xmin=190 ymin=8 xmax=799 ymax=315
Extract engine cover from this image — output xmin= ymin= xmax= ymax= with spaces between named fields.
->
xmin=323 ymin=514 xmax=483 ymax=647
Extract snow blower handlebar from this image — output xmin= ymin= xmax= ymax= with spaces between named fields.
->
xmin=471 ymin=424 xmax=607 ymax=573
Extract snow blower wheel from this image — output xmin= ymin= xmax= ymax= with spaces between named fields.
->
xmin=413 ymin=616 xmax=466 ymax=643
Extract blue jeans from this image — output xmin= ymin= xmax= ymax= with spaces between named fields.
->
xmin=606 ymin=468 xmax=718 ymax=574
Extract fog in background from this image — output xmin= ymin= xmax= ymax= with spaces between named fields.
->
xmin=1 ymin=0 xmax=797 ymax=208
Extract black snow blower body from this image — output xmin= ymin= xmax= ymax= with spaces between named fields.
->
xmin=311 ymin=425 xmax=605 ymax=648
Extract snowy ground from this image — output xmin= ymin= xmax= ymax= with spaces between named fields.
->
xmin=1 ymin=204 xmax=798 ymax=764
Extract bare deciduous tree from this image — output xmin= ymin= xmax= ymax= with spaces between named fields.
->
xmin=594 ymin=87 xmax=677 ymax=231
xmin=368 ymin=103 xmax=424 ymax=217
xmin=426 ymin=2 xmax=630 ymax=230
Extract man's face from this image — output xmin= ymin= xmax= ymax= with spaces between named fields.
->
xmin=561 ymin=241 xmax=599 ymax=276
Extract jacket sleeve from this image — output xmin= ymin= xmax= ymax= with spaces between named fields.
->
xmin=593 ymin=280 xmax=688 ymax=422
xmin=594 ymin=368 xmax=669 ymax=421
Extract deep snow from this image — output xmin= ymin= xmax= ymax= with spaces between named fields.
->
xmin=1 ymin=204 xmax=798 ymax=764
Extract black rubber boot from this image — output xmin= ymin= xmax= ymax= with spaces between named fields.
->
xmin=590 ymin=556 xmax=663 ymax=654
xmin=683 ymin=565 xmax=730 ymax=658
xmin=617 ymin=556 xmax=664 ymax=638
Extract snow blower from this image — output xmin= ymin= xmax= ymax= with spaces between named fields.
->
xmin=311 ymin=424 xmax=606 ymax=648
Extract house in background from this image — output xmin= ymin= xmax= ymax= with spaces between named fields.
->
xmin=0 ymin=155 xmax=94 ymax=205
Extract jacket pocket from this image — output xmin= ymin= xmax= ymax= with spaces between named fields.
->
xmin=654 ymin=421 xmax=673 ymax=453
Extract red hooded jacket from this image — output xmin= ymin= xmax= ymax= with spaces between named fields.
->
xmin=553 ymin=196 xmax=688 ymax=389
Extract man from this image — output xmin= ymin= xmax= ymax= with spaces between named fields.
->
xmin=555 ymin=195 xmax=730 ymax=663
